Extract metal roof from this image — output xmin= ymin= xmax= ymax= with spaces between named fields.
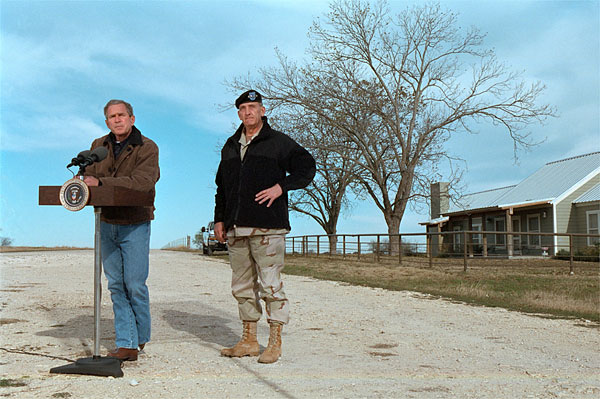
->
xmin=573 ymin=183 xmax=600 ymax=204
xmin=447 ymin=186 xmax=515 ymax=213
xmin=495 ymin=152 xmax=600 ymax=206
xmin=422 ymin=152 xmax=600 ymax=224
xmin=419 ymin=216 xmax=449 ymax=226
xmin=444 ymin=152 xmax=600 ymax=215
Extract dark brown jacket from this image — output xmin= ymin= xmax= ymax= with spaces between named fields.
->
xmin=85 ymin=126 xmax=160 ymax=224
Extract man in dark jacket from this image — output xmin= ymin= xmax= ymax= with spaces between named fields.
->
xmin=83 ymin=99 xmax=160 ymax=361
xmin=214 ymin=90 xmax=315 ymax=363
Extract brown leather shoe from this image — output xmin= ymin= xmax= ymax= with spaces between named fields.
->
xmin=138 ymin=343 xmax=145 ymax=351
xmin=107 ymin=347 xmax=138 ymax=361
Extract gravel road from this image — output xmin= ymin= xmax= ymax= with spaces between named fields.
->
xmin=1 ymin=250 xmax=599 ymax=398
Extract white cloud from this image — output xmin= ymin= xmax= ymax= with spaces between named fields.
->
xmin=0 ymin=0 xmax=324 ymax=158
xmin=1 ymin=116 xmax=105 ymax=152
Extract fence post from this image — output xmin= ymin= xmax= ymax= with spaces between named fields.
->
xmin=468 ymin=231 xmax=473 ymax=258
xmin=343 ymin=235 xmax=346 ymax=259
xmin=428 ymin=233 xmax=432 ymax=268
xmin=483 ymin=232 xmax=488 ymax=257
xmin=569 ymin=234 xmax=574 ymax=275
xmin=463 ymin=231 xmax=468 ymax=272
xmin=302 ymin=236 xmax=306 ymax=256
xmin=398 ymin=234 xmax=402 ymax=266
xmin=376 ymin=234 xmax=381 ymax=262
xmin=316 ymin=236 xmax=320 ymax=257
xmin=357 ymin=235 xmax=361 ymax=261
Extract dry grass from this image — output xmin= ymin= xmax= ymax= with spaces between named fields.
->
xmin=282 ymin=254 xmax=600 ymax=323
xmin=161 ymin=247 xmax=201 ymax=253
xmin=0 ymin=246 xmax=91 ymax=253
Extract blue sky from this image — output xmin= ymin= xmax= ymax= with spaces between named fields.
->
xmin=1 ymin=0 xmax=598 ymax=249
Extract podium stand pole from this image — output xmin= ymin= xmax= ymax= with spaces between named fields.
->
xmin=93 ymin=206 xmax=102 ymax=358
xmin=49 ymin=206 xmax=123 ymax=377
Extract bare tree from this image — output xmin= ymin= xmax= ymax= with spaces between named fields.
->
xmin=271 ymin=112 xmax=362 ymax=253
xmin=229 ymin=0 xmax=554 ymax=253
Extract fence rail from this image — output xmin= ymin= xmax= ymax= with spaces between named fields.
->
xmin=162 ymin=236 xmax=191 ymax=249
xmin=285 ymin=231 xmax=600 ymax=273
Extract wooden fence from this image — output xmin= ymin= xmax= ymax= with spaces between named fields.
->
xmin=286 ymin=231 xmax=600 ymax=273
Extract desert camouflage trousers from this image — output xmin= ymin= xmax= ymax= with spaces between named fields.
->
xmin=226 ymin=232 xmax=289 ymax=324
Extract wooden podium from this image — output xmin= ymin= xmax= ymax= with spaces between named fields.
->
xmin=39 ymin=185 xmax=153 ymax=377
xmin=39 ymin=185 xmax=154 ymax=207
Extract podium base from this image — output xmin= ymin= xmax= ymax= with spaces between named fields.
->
xmin=50 ymin=356 xmax=123 ymax=377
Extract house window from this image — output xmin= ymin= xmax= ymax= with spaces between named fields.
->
xmin=494 ymin=217 xmax=505 ymax=246
xmin=453 ymin=224 xmax=464 ymax=253
xmin=587 ymin=210 xmax=600 ymax=246
xmin=527 ymin=214 xmax=541 ymax=248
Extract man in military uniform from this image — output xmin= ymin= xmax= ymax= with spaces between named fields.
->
xmin=214 ymin=90 xmax=315 ymax=363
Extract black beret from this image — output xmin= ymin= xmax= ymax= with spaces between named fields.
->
xmin=235 ymin=90 xmax=263 ymax=109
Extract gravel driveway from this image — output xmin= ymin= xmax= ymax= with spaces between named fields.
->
xmin=1 ymin=250 xmax=598 ymax=398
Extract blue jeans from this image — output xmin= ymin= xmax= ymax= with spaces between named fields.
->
xmin=101 ymin=221 xmax=151 ymax=349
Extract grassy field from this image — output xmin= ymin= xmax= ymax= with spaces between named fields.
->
xmin=281 ymin=254 xmax=600 ymax=323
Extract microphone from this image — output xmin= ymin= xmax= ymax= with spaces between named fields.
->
xmin=66 ymin=150 xmax=91 ymax=168
xmin=79 ymin=147 xmax=109 ymax=170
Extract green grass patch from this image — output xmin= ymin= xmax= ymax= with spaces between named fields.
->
xmin=0 ymin=378 xmax=27 ymax=387
xmin=52 ymin=393 xmax=72 ymax=398
xmin=283 ymin=254 xmax=600 ymax=323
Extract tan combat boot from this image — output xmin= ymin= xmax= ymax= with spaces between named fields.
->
xmin=258 ymin=322 xmax=283 ymax=363
xmin=221 ymin=321 xmax=259 ymax=357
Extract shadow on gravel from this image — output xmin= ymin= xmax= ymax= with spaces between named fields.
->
xmin=163 ymin=309 xmax=238 ymax=347
xmin=36 ymin=314 xmax=114 ymax=356
xmin=37 ymin=314 xmax=113 ymax=339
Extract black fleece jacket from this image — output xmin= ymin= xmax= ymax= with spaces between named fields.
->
xmin=214 ymin=117 xmax=316 ymax=231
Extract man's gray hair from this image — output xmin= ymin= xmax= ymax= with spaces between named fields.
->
xmin=104 ymin=99 xmax=134 ymax=118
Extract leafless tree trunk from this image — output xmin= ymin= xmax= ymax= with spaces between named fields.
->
xmin=270 ymin=113 xmax=361 ymax=254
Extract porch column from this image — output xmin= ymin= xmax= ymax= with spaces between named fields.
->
xmin=506 ymin=209 xmax=513 ymax=257
xmin=468 ymin=215 xmax=473 ymax=257
xmin=482 ymin=213 xmax=488 ymax=257
xmin=438 ymin=224 xmax=443 ymax=255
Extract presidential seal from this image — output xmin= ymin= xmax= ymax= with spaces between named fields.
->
xmin=59 ymin=178 xmax=90 ymax=211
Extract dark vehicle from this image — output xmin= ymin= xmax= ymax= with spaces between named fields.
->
xmin=202 ymin=221 xmax=228 ymax=255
